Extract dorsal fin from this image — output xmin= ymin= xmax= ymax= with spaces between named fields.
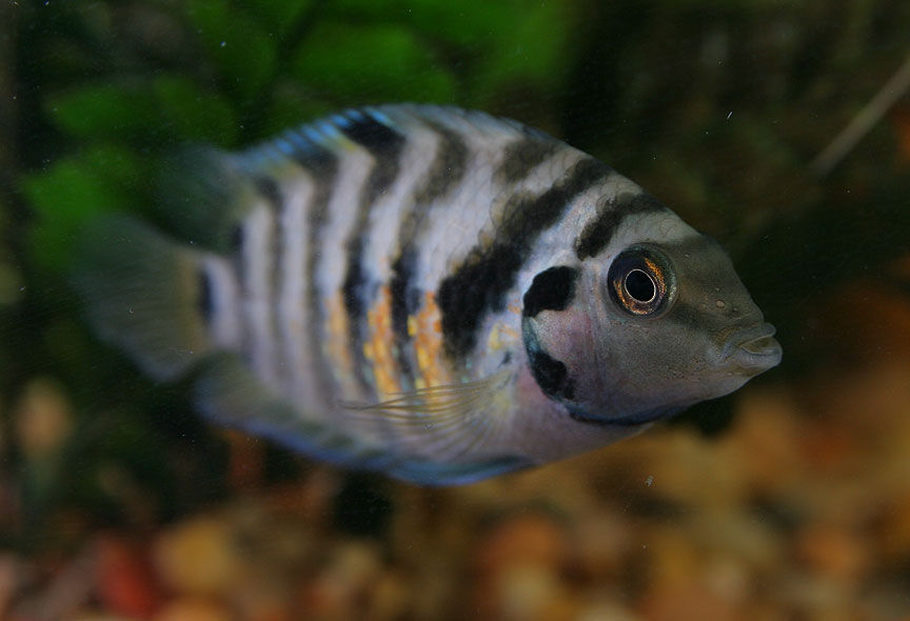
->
xmin=151 ymin=104 xmax=556 ymax=253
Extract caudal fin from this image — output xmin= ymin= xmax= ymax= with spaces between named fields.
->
xmin=71 ymin=214 xmax=214 ymax=381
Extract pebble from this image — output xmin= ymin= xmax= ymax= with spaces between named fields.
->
xmin=299 ymin=540 xmax=383 ymax=618
xmin=14 ymin=378 xmax=72 ymax=458
xmin=472 ymin=512 xmax=572 ymax=618
xmin=95 ymin=534 xmax=161 ymax=618
xmin=154 ymin=597 xmax=232 ymax=621
xmin=474 ymin=512 xmax=570 ymax=575
xmin=154 ymin=517 xmax=241 ymax=597
xmin=795 ymin=522 xmax=869 ymax=584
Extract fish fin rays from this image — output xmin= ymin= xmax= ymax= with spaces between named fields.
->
xmin=194 ymin=354 xmax=319 ymax=440
xmin=385 ymin=455 xmax=533 ymax=486
xmin=196 ymin=357 xmax=531 ymax=484
xmin=70 ymin=215 xmax=213 ymax=381
xmin=339 ymin=370 xmax=529 ymax=479
xmin=193 ymin=354 xmax=394 ymax=469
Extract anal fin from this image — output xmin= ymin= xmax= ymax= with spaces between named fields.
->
xmin=195 ymin=357 xmax=532 ymax=485
xmin=193 ymin=354 xmax=393 ymax=470
xmin=340 ymin=370 xmax=532 ymax=483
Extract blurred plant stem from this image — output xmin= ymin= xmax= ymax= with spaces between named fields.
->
xmin=812 ymin=50 xmax=910 ymax=177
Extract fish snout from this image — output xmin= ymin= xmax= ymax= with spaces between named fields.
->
xmin=721 ymin=322 xmax=782 ymax=373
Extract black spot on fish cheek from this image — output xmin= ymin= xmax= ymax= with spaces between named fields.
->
xmin=523 ymin=317 xmax=576 ymax=401
xmin=522 ymin=266 xmax=579 ymax=318
xmin=528 ymin=348 xmax=575 ymax=401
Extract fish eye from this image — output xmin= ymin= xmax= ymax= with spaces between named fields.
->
xmin=608 ymin=245 xmax=676 ymax=316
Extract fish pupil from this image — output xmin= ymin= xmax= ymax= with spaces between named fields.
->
xmin=624 ymin=269 xmax=656 ymax=303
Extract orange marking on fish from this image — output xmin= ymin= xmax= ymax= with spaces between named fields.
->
xmin=411 ymin=291 xmax=451 ymax=389
xmin=325 ymin=293 xmax=358 ymax=395
xmin=487 ymin=322 xmax=520 ymax=352
xmin=363 ymin=285 xmax=400 ymax=398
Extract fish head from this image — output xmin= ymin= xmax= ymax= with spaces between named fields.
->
xmin=522 ymin=216 xmax=781 ymax=426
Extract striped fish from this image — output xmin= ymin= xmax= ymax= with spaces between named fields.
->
xmin=73 ymin=104 xmax=782 ymax=485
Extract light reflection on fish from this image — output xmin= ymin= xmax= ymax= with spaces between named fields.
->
xmin=73 ymin=105 xmax=782 ymax=485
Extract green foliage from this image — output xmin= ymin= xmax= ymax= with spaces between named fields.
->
xmin=46 ymin=83 xmax=161 ymax=142
xmin=313 ymin=0 xmax=573 ymax=105
xmin=22 ymin=145 xmax=143 ymax=270
xmin=243 ymin=0 xmax=313 ymax=35
xmin=185 ymin=0 xmax=278 ymax=99
xmin=290 ymin=21 xmax=455 ymax=103
xmin=46 ymin=77 xmax=238 ymax=145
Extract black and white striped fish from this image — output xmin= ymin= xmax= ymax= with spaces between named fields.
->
xmin=73 ymin=104 xmax=782 ymax=485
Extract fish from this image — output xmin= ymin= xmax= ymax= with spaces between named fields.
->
xmin=72 ymin=104 xmax=782 ymax=485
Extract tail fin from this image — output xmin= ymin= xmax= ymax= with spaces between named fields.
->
xmin=71 ymin=214 xmax=213 ymax=381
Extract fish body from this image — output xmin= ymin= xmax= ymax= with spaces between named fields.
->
xmin=73 ymin=105 xmax=782 ymax=485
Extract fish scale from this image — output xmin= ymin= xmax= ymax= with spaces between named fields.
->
xmin=72 ymin=104 xmax=782 ymax=485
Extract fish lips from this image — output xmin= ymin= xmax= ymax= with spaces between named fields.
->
xmin=722 ymin=322 xmax=782 ymax=373
xmin=568 ymin=323 xmax=782 ymax=428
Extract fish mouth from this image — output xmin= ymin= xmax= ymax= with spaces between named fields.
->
xmin=723 ymin=322 xmax=782 ymax=372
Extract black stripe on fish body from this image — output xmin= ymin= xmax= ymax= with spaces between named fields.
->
xmin=253 ymin=174 xmax=283 ymax=210
xmin=338 ymin=111 xmax=408 ymax=392
xmin=337 ymin=109 xmax=407 ymax=155
xmin=341 ymin=239 xmax=372 ymax=390
xmin=227 ymin=216 xmax=245 ymax=248
xmin=388 ymin=123 xmax=470 ymax=388
xmin=388 ymin=248 xmax=419 ymax=386
xmin=340 ymin=113 xmax=407 ymax=208
xmin=411 ymin=123 xmax=469 ymax=206
xmin=251 ymin=174 xmax=291 ymax=383
xmin=522 ymin=266 xmax=579 ymax=318
xmin=496 ymin=135 xmax=560 ymax=185
xmin=289 ymin=135 xmax=339 ymax=179
xmin=197 ymin=268 xmax=215 ymax=325
xmin=301 ymin=149 xmax=342 ymax=402
xmin=574 ymin=190 xmax=667 ymax=260
xmin=438 ymin=157 xmax=611 ymax=360
xmin=253 ymin=174 xmax=286 ymax=329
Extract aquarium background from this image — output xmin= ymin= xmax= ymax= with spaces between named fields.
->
xmin=2 ymin=0 xmax=910 ymax=618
